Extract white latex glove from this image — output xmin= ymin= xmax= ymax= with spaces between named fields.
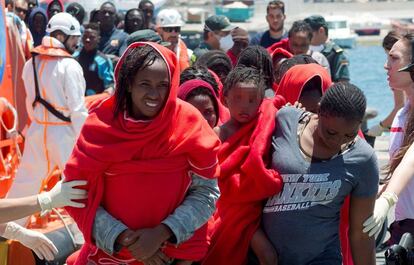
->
xmin=363 ymin=192 xmax=398 ymax=238
xmin=2 ymin=222 xmax=58 ymax=260
xmin=37 ymin=180 xmax=87 ymax=214
xmin=366 ymin=124 xmax=385 ymax=137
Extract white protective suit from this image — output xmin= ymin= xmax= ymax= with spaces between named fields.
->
xmin=7 ymin=36 xmax=88 ymax=225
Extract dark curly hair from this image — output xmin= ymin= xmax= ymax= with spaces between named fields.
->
xmin=223 ymin=66 xmax=265 ymax=98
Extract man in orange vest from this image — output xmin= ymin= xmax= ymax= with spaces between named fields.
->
xmin=156 ymin=9 xmax=192 ymax=72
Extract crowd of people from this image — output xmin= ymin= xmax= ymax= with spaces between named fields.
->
xmin=2 ymin=0 xmax=414 ymax=264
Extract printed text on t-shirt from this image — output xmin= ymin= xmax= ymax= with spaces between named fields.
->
xmin=263 ymin=173 xmax=342 ymax=213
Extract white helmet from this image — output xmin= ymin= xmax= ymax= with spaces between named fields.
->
xmin=156 ymin=9 xmax=184 ymax=28
xmin=46 ymin=12 xmax=81 ymax=36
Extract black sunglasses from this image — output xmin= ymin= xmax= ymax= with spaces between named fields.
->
xmin=15 ymin=7 xmax=28 ymax=14
xmin=163 ymin=27 xmax=180 ymax=33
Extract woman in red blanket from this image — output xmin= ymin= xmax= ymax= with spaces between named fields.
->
xmin=203 ymin=66 xmax=283 ymax=265
xmin=275 ymin=63 xmax=355 ymax=265
xmin=64 ymin=42 xmax=220 ymax=265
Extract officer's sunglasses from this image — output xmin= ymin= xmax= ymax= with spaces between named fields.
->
xmin=162 ymin=27 xmax=180 ymax=33
xmin=15 ymin=7 xmax=28 ymax=14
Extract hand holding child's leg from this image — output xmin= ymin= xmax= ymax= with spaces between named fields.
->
xmin=250 ymin=228 xmax=278 ymax=265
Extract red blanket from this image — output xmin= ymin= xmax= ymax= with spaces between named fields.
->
xmin=208 ymin=69 xmax=230 ymax=124
xmin=203 ymin=99 xmax=283 ymax=265
xmin=267 ymin=38 xmax=291 ymax=55
xmin=276 ymin=63 xmax=332 ymax=104
xmin=64 ymin=42 xmax=220 ymax=265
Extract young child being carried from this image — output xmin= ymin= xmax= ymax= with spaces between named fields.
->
xmin=203 ymin=66 xmax=283 ymax=265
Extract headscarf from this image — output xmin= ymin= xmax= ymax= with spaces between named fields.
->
xmin=64 ymin=42 xmax=220 ymax=265
xmin=47 ymin=0 xmax=64 ymax=20
xmin=208 ymin=69 xmax=230 ymax=124
xmin=28 ymin=7 xmax=47 ymax=47
xmin=178 ymin=79 xmax=220 ymax=127
xmin=276 ymin=63 xmax=332 ymax=104
xmin=271 ymin=48 xmax=293 ymax=92
xmin=271 ymin=47 xmax=293 ymax=64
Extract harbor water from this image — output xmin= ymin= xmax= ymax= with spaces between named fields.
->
xmin=347 ymin=45 xmax=393 ymax=128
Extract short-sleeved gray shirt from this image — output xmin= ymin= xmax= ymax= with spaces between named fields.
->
xmin=262 ymin=107 xmax=379 ymax=265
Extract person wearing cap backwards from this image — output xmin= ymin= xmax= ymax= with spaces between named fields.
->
xmin=191 ymin=15 xmax=236 ymax=64
xmin=304 ymin=15 xmax=350 ymax=82
xmin=156 ymin=8 xmax=192 ymax=72
xmin=227 ymin=27 xmax=249 ymax=66
xmin=250 ymin=0 xmax=288 ymax=48
xmin=6 ymin=12 xmax=88 ymax=225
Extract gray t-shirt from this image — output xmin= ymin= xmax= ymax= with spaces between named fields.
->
xmin=262 ymin=107 xmax=379 ymax=265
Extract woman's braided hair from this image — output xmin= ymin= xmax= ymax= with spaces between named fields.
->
xmin=319 ymin=82 xmax=366 ymax=122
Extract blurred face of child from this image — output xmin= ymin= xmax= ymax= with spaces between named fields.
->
xmin=224 ymin=82 xmax=264 ymax=124
xmin=128 ymin=59 xmax=170 ymax=120
xmin=187 ymin=94 xmax=218 ymax=128
xmin=289 ymin=31 xmax=311 ymax=55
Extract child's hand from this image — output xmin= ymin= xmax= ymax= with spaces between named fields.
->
xmin=127 ymin=224 xmax=173 ymax=262
xmin=142 ymin=250 xmax=172 ymax=265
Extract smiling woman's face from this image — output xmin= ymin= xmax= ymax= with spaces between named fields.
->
xmin=128 ymin=59 xmax=170 ymax=120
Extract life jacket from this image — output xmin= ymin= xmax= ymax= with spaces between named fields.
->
xmin=177 ymin=39 xmax=190 ymax=73
xmin=31 ymin=44 xmax=72 ymax=122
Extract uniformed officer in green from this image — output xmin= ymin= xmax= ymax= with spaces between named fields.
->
xmin=191 ymin=15 xmax=235 ymax=64
xmin=304 ymin=15 xmax=350 ymax=82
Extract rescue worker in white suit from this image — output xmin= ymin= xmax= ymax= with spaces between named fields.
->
xmin=7 ymin=13 xmax=88 ymax=225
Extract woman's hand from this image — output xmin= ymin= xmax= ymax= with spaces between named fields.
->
xmin=127 ymin=224 xmax=173 ymax=261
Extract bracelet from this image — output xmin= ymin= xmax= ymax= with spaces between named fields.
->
xmin=379 ymin=121 xmax=391 ymax=130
